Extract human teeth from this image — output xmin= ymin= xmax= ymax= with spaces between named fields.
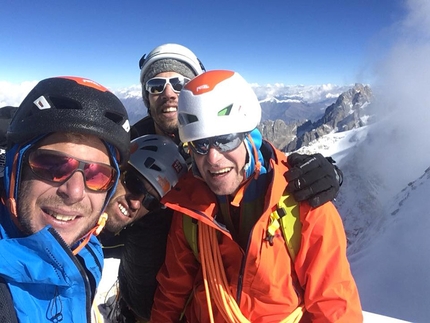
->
xmin=118 ymin=204 xmax=130 ymax=217
xmin=163 ymin=107 xmax=177 ymax=113
xmin=53 ymin=214 xmax=76 ymax=221
xmin=210 ymin=168 xmax=231 ymax=175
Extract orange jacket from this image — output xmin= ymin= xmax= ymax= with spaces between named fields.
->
xmin=151 ymin=145 xmax=362 ymax=323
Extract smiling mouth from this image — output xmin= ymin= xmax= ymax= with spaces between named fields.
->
xmin=118 ymin=202 xmax=131 ymax=218
xmin=45 ymin=210 xmax=77 ymax=222
xmin=209 ymin=168 xmax=232 ymax=176
xmin=162 ymin=107 xmax=177 ymax=113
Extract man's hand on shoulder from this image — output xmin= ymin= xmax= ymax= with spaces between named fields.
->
xmin=285 ymin=153 xmax=343 ymax=208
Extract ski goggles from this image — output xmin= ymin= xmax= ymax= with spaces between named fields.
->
xmin=27 ymin=149 xmax=117 ymax=192
xmin=145 ymin=76 xmax=190 ymax=94
xmin=122 ymin=167 xmax=160 ymax=212
xmin=189 ymin=132 xmax=248 ymax=155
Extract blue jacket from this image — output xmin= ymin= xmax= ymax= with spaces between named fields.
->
xmin=0 ymin=140 xmax=104 ymax=322
xmin=0 ymin=205 xmax=103 ymax=322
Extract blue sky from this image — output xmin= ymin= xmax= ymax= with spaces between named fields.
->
xmin=1 ymin=0 xmax=406 ymax=89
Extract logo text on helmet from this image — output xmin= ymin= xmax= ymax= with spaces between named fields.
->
xmin=61 ymin=76 xmax=109 ymax=92
xmin=33 ymin=96 xmax=51 ymax=110
xmin=196 ymin=84 xmax=209 ymax=92
xmin=172 ymin=159 xmax=184 ymax=174
xmin=186 ymin=70 xmax=234 ymax=95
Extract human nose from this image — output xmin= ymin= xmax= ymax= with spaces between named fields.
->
xmin=57 ymin=171 xmax=86 ymax=202
xmin=161 ymin=83 xmax=178 ymax=98
xmin=127 ymin=195 xmax=142 ymax=211
xmin=206 ymin=146 xmax=223 ymax=164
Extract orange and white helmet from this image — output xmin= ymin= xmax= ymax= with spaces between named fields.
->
xmin=177 ymin=70 xmax=261 ymax=143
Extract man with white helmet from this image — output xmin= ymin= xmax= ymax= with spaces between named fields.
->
xmin=132 ymin=43 xmax=205 ymax=141
xmin=107 ymin=43 xmax=344 ymax=322
xmin=151 ymin=70 xmax=362 ymax=322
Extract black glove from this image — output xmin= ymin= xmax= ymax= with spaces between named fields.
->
xmin=285 ymin=153 xmax=343 ymax=208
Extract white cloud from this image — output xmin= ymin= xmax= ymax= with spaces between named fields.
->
xmin=0 ymin=81 xmax=37 ymax=107
xmin=356 ymin=0 xmax=430 ymax=198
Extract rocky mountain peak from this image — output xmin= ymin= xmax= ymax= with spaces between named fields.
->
xmin=258 ymin=83 xmax=373 ymax=152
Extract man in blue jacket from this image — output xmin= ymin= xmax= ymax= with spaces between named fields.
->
xmin=0 ymin=76 xmax=130 ymax=322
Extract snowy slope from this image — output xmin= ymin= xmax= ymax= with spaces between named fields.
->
xmin=289 ymin=122 xmax=430 ymax=322
xmin=351 ymin=167 xmax=430 ymax=322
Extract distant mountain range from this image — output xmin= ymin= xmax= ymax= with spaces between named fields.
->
xmin=114 ymin=83 xmax=373 ymax=153
xmin=0 ymin=83 xmax=372 ymax=152
xmin=259 ymin=83 xmax=373 ymax=152
xmin=115 ymin=84 xmax=372 ymax=147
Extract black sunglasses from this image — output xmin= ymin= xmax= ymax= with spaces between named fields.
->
xmin=189 ymin=132 xmax=248 ymax=155
xmin=122 ymin=168 xmax=160 ymax=212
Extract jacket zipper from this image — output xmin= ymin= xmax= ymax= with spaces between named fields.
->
xmin=235 ymin=228 xmax=253 ymax=304
xmin=48 ymin=227 xmax=92 ymax=322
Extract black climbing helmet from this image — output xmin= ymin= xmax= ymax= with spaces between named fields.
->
xmin=7 ymin=76 xmax=131 ymax=166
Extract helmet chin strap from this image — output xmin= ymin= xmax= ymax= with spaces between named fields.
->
xmin=72 ymin=212 xmax=108 ymax=255
xmin=4 ymin=149 xmax=24 ymax=231
xmin=231 ymin=135 xmax=261 ymax=207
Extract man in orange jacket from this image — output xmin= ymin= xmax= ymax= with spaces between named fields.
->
xmin=150 ymin=70 xmax=363 ymax=322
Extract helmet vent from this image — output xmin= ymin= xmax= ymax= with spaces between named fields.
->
xmin=50 ymin=97 xmax=82 ymax=110
xmin=141 ymin=145 xmax=157 ymax=152
xmin=144 ymin=156 xmax=162 ymax=172
xmin=105 ymin=111 xmax=125 ymax=125
xmin=178 ymin=113 xmax=198 ymax=126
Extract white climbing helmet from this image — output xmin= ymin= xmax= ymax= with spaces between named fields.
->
xmin=177 ymin=70 xmax=261 ymax=143
xmin=139 ymin=43 xmax=205 ymax=84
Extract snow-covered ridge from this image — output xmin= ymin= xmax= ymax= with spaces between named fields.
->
xmin=251 ymin=83 xmax=352 ymax=104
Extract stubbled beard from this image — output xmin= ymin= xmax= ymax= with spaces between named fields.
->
xmin=16 ymin=176 xmax=101 ymax=245
xmin=154 ymin=117 xmax=178 ymax=135
xmin=16 ymin=180 xmax=37 ymax=236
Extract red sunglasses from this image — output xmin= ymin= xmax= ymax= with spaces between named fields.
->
xmin=27 ymin=149 xmax=117 ymax=192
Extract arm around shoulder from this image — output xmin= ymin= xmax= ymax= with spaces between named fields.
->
xmin=295 ymin=202 xmax=363 ymax=322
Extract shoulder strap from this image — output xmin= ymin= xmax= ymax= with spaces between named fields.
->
xmin=182 ymin=215 xmax=199 ymax=260
xmin=277 ymin=193 xmax=301 ymax=262
xmin=267 ymin=192 xmax=301 ymax=262
xmin=180 ymin=215 xmax=199 ymax=321
xmin=0 ymin=277 xmax=19 ymax=323
xmin=183 ymin=191 xmax=301 ymax=263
